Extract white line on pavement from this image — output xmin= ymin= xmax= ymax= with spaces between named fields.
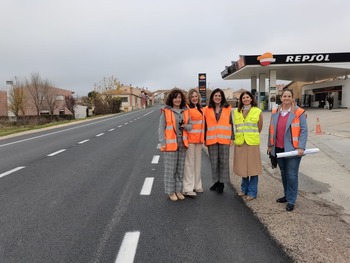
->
xmin=78 ymin=139 xmax=90 ymax=144
xmin=115 ymin=231 xmax=140 ymax=263
xmin=108 ymin=128 xmax=115 ymax=131
xmin=96 ymin=133 xmax=104 ymax=137
xmin=156 ymin=143 xmax=160 ymax=149
xmin=151 ymin=155 xmax=160 ymax=164
xmin=124 ymin=123 xmax=128 ymax=125
xmin=0 ymin=166 xmax=25 ymax=179
xmin=118 ymin=125 xmax=123 ymax=128
xmin=140 ymin=177 xmax=154 ymax=195
xmin=47 ymin=149 xmax=66 ymax=157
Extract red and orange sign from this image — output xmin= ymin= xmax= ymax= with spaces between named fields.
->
xmin=257 ymin=52 xmax=276 ymax=66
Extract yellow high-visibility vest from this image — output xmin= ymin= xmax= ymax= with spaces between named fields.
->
xmin=234 ymin=107 xmax=261 ymax=146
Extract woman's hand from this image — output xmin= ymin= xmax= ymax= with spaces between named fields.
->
xmin=267 ymin=146 xmax=272 ymax=154
xmin=297 ymin=148 xmax=304 ymax=156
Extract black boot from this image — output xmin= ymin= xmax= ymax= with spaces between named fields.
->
xmin=210 ymin=181 xmax=219 ymax=191
xmin=216 ymin=182 xmax=224 ymax=194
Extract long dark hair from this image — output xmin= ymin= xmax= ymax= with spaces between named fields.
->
xmin=208 ymin=88 xmax=229 ymax=108
xmin=238 ymin=91 xmax=257 ymax=112
xmin=164 ymin=88 xmax=186 ymax=108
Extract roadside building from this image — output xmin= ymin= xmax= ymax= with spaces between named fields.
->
xmin=222 ymin=52 xmax=350 ymax=109
xmin=0 ymin=91 xmax=8 ymax=117
xmin=105 ymin=85 xmax=153 ymax=112
xmin=1 ymin=85 xmax=74 ymax=119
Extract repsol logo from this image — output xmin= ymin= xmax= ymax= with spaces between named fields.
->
xmin=286 ymin=54 xmax=330 ymax=63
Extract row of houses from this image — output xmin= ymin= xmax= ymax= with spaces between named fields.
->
xmin=0 ymin=84 xmax=156 ymax=120
xmin=0 ymin=86 xmax=75 ymax=119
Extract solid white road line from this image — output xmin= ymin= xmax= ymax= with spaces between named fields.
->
xmin=140 ymin=177 xmax=154 ymax=195
xmin=78 ymin=139 xmax=90 ymax=144
xmin=96 ymin=133 xmax=104 ymax=137
xmin=0 ymin=166 xmax=25 ymax=179
xmin=115 ymin=231 xmax=140 ymax=263
xmin=47 ymin=149 xmax=66 ymax=157
xmin=151 ymin=155 xmax=160 ymax=164
xmin=0 ymin=117 xmax=121 ymax=148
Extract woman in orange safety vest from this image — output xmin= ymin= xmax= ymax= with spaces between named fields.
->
xmin=159 ymin=89 xmax=192 ymax=201
xmin=204 ymin=88 xmax=234 ymax=194
xmin=183 ymin=89 xmax=205 ymax=197
xmin=267 ymin=89 xmax=308 ymax=212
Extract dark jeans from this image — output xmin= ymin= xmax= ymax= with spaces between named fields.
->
xmin=275 ymin=147 xmax=302 ymax=205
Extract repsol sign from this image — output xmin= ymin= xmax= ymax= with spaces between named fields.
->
xmin=285 ymin=54 xmax=330 ymax=63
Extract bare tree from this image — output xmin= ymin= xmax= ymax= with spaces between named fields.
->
xmin=8 ymin=77 xmax=26 ymax=118
xmin=65 ymin=95 xmax=76 ymax=119
xmin=92 ymin=75 xmax=121 ymax=115
xmin=25 ymin=73 xmax=49 ymax=116
xmin=94 ymin=75 xmax=121 ymax=93
xmin=43 ymin=80 xmax=59 ymax=120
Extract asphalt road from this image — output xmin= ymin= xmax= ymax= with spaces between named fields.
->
xmin=0 ymin=107 xmax=291 ymax=263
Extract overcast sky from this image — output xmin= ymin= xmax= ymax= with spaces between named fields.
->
xmin=1 ymin=0 xmax=350 ymax=96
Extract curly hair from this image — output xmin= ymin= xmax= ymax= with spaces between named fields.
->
xmin=164 ymin=88 xmax=186 ymax=108
xmin=208 ymin=88 xmax=229 ymax=108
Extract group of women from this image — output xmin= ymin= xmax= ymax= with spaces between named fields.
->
xmin=159 ymin=87 xmax=308 ymax=212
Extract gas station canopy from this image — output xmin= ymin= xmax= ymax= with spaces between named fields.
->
xmin=221 ymin=52 xmax=350 ymax=82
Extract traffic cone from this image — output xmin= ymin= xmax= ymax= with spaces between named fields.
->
xmin=315 ymin=118 xmax=323 ymax=135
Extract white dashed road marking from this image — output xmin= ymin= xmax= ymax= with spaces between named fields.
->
xmin=140 ymin=177 xmax=154 ymax=195
xmin=0 ymin=166 xmax=25 ymax=179
xmin=151 ymin=155 xmax=160 ymax=164
xmin=78 ymin=139 xmax=90 ymax=144
xmin=115 ymin=231 xmax=140 ymax=263
xmin=96 ymin=133 xmax=104 ymax=137
xmin=47 ymin=149 xmax=66 ymax=157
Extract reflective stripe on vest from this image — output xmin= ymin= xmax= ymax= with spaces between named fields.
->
xmin=161 ymin=108 xmax=189 ymax=151
xmin=187 ymin=107 xmax=204 ymax=143
xmin=205 ymin=106 xmax=232 ymax=145
xmin=269 ymin=108 xmax=304 ymax=148
xmin=234 ymin=107 xmax=261 ymax=146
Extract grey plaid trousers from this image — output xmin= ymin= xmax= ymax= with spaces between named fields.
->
xmin=207 ymin=143 xmax=230 ymax=183
xmin=163 ymin=141 xmax=186 ymax=194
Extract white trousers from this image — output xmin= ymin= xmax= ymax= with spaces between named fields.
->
xmin=183 ymin=143 xmax=203 ymax=192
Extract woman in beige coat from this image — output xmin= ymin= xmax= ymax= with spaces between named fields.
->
xmin=233 ymin=91 xmax=263 ymax=201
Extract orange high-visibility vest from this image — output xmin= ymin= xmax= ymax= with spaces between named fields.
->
xmin=161 ymin=108 xmax=189 ymax=151
xmin=187 ymin=107 xmax=204 ymax=144
xmin=269 ymin=107 xmax=305 ymax=148
xmin=205 ymin=106 xmax=232 ymax=146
